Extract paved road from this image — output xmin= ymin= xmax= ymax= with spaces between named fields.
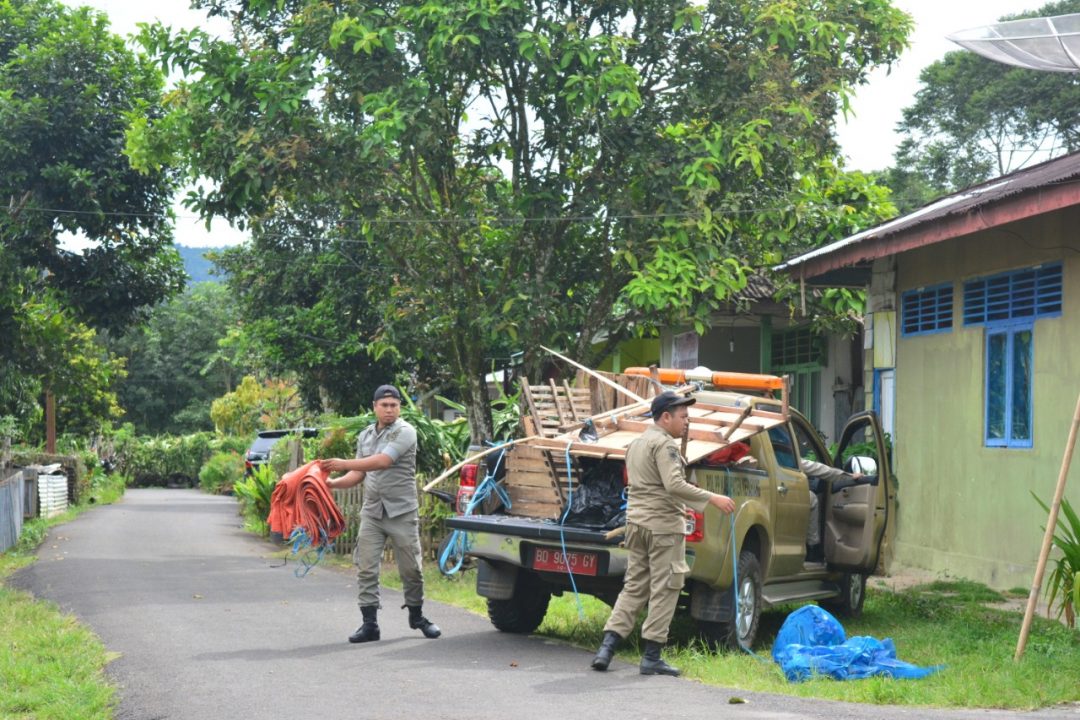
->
xmin=10 ymin=489 xmax=1080 ymax=720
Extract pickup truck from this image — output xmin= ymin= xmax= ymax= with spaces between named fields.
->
xmin=442 ymin=368 xmax=892 ymax=649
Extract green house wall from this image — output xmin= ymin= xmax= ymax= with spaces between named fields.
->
xmin=888 ymin=208 xmax=1080 ymax=589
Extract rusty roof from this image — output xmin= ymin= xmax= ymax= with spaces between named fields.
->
xmin=777 ymin=151 xmax=1080 ymax=283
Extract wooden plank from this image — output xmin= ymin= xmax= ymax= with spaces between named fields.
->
xmin=522 ymin=384 xmax=546 ymax=437
xmin=508 ymin=484 xmax=563 ymax=503
xmin=563 ymin=380 xmax=581 ymax=421
xmin=507 ymin=469 xmax=561 ymax=488
xmin=548 ymin=378 xmax=569 ymax=426
xmin=614 ymin=419 xmax=726 ymax=443
xmin=508 ymin=456 xmax=562 ymax=473
xmin=507 ymin=500 xmax=562 ymax=519
xmin=721 ymin=404 xmax=754 ymax=441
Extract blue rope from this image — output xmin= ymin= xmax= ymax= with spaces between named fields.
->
xmin=287 ymin=526 xmax=332 ymax=579
xmin=561 ymin=442 xmax=586 ymax=619
xmin=438 ymin=443 xmax=512 ymax=576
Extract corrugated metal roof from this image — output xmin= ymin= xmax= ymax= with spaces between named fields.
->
xmin=777 ymin=151 xmax=1080 ymax=273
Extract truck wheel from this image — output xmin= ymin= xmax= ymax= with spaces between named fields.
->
xmin=486 ymin=572 xmax=551 ymax=633
xmin=823 ymin=572 xmax=867 ymax=618
xmin=726 ymin=551 xmax=762 ymax=650
xmin=696 ymin=551 xmax=762 ymax=652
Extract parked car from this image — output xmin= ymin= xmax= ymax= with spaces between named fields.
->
xmin=442 ymin=367 xmax=893 ymax=649
xmin=245 ymin=428 xmax=320 ymax=476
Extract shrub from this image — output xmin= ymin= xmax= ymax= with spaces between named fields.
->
xmin=114 ymin=432 xmax=248 ymax=487
xmin=318 ymin=427 xmax=353 ymax=460
xmin=233 ymin=464 xmax=278 ymax=534
xmin=199 ymin=451 xmax=244 ymax=495
xmin=1034 ymin=494 xmax=1080 ymax=628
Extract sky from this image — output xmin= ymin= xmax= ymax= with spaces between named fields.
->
xmin=62 ymin=0 xmax=1051 ymax=247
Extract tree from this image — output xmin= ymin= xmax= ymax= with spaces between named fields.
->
xmin=208 ymin=208 xmax=420 ymax=416
xmin=109 ymin=282 xmax=250 ymax=435
xmin=886 ymin=0 xmax=1080 ymax=211
xmin=210 ymin=374 xmax=305 ymax=436
xmin=0 ymin=0 xmax=186 ymax=430
xmin=133 ymin=0 xmax=910 ymax=441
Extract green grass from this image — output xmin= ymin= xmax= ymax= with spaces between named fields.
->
xmin=0 ymin=476 xmax=127 ymax=720
xmin=388 ymin=566 xmax=1080 ymax=710
xmin=0 ymin=585 xmax=117 ymax=719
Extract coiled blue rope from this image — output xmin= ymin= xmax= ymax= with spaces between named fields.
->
xmin=287 ymin=526 xmax=331 ymax=579
xmin=437 ymin=443 xmax=512 ymax=576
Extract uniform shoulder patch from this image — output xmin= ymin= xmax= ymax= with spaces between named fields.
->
xmin=666 ymin=446 xmax=683 ymax=465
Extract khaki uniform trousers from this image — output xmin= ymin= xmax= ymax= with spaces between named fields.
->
xmin=353 ymin=510 xmax=424 ymax=608
xmin=603 ymin=523 xmax=691 ymax=644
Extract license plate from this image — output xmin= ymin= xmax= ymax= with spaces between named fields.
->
xmin=532 ymin=547 xmax=599 ymax=576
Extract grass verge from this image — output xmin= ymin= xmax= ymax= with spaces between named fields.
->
xmin=386 ymin=566 xmax=1080 ymax=710
xmin=0 ymin=473 xmax=127 ymax=720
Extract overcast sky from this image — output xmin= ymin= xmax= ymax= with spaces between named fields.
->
xmin=64 ymin=0 xmax=1051 ymax=247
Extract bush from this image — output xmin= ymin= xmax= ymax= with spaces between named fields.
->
xmin=233 ymin=464 xmax=278 ymax=534
xmin=317 ymin=427 xmax=353 ymax=460
xmin=199 ymin=451 xmax=245 ymax=495
xmin=115 ymin=432 xmax=248 ymax=487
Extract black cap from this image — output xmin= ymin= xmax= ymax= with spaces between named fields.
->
xmin=373 ymin=384 xmax=402 ymax=402
xmin=650 ymin=390 xmax=696 ymax=417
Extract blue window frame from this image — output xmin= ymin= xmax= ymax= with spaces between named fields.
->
xmin=901 ymin=283 xmax=953 ymax=336
xmin=964 ymin=263 xmax=1062 ymax=326
xmin=985 ymin=322 xmax=1033 ymax=448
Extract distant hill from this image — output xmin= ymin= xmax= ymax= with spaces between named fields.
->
xmin=176 ymin=244 xmax=229 ymax=284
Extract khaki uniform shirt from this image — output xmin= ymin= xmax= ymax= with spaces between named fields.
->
xmin=625 ymin=424 xmax=716 ymax=533
xmin=356 ymin=418 xmax=418 ymax=520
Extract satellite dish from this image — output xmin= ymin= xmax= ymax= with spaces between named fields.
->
xmin=948 ymin=13 xmax=1080 ymax=72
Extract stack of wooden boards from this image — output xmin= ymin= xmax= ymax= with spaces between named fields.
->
xmin=503 ymin=371 xmax=787 ymax=519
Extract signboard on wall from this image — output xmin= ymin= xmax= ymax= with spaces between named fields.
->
xmin=672 ymin=331 xmax=699 ymax=369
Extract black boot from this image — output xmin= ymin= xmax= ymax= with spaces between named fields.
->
xmin=404 ymin=604 xmax=441 ymax=639
xmin=348 ymin=605 xmax=380 ymax=643
xmin=591 ymin=630 xmax=622 ymax=671
xmin=639 ymin=640 xmax=680 ymax=677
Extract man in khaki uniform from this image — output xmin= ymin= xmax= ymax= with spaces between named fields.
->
xmin=322 ymin=384 xmax=441 ymax=644
xmin=591 ymin=391 xmax=735 ymax=676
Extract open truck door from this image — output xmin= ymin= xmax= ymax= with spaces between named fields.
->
xmin=824 ymin=411 xmax=891 ymax=572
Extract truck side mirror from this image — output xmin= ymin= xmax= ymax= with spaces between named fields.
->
xmin=847 ymin=455 xmax=877 ymax=476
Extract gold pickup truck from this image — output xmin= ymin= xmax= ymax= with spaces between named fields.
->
xmin=442 ymin=368 xmax=892 ymax=649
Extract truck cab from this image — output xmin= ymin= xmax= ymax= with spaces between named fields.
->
xmin=441 ymin=369 xmax=892 ymax=649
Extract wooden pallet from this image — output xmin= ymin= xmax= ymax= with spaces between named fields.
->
xmin=526 ymin=397 xmax=788 ymax=464
xmin=509 ymin=381 xmax=595 ymax=518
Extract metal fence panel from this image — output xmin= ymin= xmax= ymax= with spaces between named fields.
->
xmin=38 ymin=473 xmax=68 ymax=518
xmin=0 ymin=471 xmax=24 ymax=554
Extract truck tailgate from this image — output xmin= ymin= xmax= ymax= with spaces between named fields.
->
xmin=445 ymin=514 xmax=623 ymax=546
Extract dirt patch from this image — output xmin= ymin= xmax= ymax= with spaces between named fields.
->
xmin=869 ymin=564 xmax=1058 ymax=620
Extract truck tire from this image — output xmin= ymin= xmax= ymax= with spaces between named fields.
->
xmin=696 ymin=550 xmax=762 ymax=651
xmin=486 ymin=572 xmax=551 ymax=633
xmin=822 ymin=572 xmax=867 ymax=618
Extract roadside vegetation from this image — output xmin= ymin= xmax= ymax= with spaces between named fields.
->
xmin=0 ymin=471 xmax=126 ymax=720
xmin=383 ymin=567 xmax=1080 ymax=710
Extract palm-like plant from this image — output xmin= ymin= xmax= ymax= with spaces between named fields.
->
xmin=1034 ymin=494 xmax=1080 ymax=628
xmin=234 ymin=464 xmax=279 ymax=532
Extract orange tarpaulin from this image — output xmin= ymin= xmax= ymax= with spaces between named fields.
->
xmin=267 ymin=461 xmax=346 ymax=547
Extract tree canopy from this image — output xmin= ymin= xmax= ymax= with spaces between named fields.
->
xmin=884 ymin=0 xmax=1080 ymax=212
xmin=133 ymin=0 xmax=909 ymax=439
xmin=108 ymin=282 xmax=255 ymax=435
xmin=0 ymin=0 xmax=186 ymax=433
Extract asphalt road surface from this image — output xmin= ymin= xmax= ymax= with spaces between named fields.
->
xmin=11 ymin=489 xmax=1080 ymax=720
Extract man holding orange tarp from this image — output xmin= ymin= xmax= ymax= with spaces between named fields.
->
xmin=321 ymin=384 xmax=441 ymax=644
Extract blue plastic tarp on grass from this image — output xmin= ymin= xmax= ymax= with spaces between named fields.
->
xmin=771 ymin=605 xmax=942 ymax=682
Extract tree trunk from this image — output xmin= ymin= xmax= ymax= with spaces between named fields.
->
xmin=455 ymin=333 xmax=495 ymax=445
